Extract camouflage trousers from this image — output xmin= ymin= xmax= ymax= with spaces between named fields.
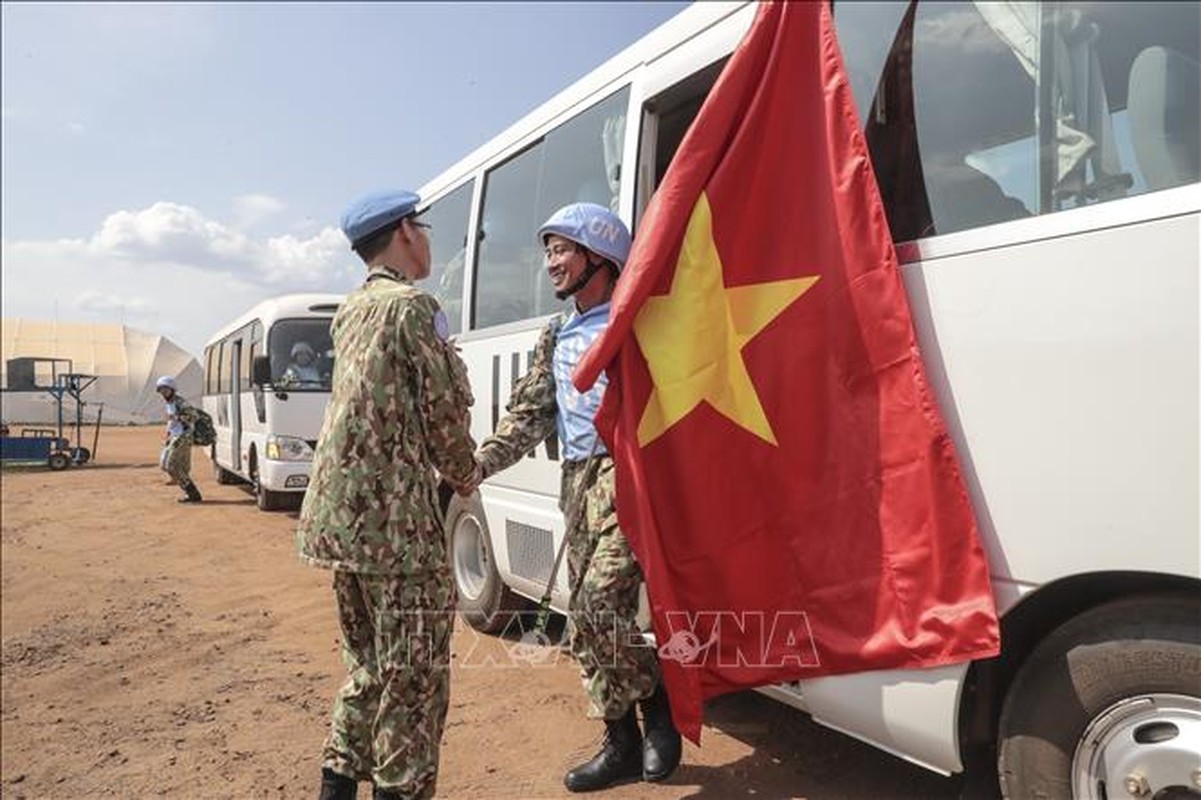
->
xmin=561 ymin=456 xmax=660 ymax=720
xmin=163 ymin=434 xmax=193 ymax=484
xmin=324 ymin=569 xmax=455 ymax=799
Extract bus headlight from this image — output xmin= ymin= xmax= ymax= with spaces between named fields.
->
xmin=265 ymin=434 xmax=314 ymax=462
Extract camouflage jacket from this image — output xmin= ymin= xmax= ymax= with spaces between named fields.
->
xmin=475 ymin=315 xmax=563 ymax=479
xmin=297 ymin=266 xmax=476 ymax=575
xmin=165 ymin=395 xmax=198 ymax=439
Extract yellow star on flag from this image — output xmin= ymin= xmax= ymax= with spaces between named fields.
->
xmin=633 ymin=192 xmax=819 ymax=447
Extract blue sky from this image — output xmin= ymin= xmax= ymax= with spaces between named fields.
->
xmin=1 ymin=1 xmax=689 ymax=357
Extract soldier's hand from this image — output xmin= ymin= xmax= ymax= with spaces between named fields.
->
xmin=454 ymin=462 xmax=483 ymax=496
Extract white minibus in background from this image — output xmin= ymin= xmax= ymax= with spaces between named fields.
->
xmin=201 ymin=293 xmax=342 ymax=511
xmin=414 ymin=1 xmax=1199 ymax=797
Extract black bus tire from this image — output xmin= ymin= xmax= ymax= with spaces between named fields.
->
xmin=211 ymin=446 xmax=240 ymax=485
xmin=997 ymin=593 xmax=1201 ymax=799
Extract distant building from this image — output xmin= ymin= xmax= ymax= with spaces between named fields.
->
xmin=0 ymin=319 xmax=202 ymax=425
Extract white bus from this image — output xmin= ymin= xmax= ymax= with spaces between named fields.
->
xmin=201 ymin=293 xmax=342 ymax=511
xmin=415 ymin=2 xmax=1199 ymax=796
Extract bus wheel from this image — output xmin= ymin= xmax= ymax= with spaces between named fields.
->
xmin=446 ymin=493 xmax=526 ymax=634
xmin=997 ymin=593 xmax=1201 ymax=800
xmin=255 ymin=477 xmax=286 ymax=511
xmin=250 ymin=454 xmax=285 ymax=511
xmin=211 ymin=446 xmax=240 ymax=485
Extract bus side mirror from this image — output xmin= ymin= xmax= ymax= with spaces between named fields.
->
xmin=252 ymin=355 xmax=272 ymax=387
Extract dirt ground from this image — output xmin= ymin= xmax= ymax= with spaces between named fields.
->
xmin=1 ymin=426 xmax=976 ymax=799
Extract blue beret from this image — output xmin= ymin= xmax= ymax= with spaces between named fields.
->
xmin=340 ymin=188 xmax=421 ymax=246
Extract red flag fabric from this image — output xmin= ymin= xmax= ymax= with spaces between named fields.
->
xmin=573 ymin=0 xmax=1000 ymax=743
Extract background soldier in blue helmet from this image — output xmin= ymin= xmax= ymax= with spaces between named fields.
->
xmin=467 ymin=203 xmax=683 ymax=792
xmin=155 ymin=375 xmax=202 ymax=503
xmin=297 ymin=188 xmax=477 ymax=800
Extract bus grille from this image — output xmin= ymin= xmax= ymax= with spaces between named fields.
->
xmin=504 ymin=520 xmax=554 ymax=585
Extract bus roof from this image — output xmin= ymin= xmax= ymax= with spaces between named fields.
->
xmin=416 ymin=1 xmax=750 ymax=205
xmin=206 ymin=292 xmax=344 ymax=346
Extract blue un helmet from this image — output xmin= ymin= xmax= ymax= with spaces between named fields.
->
xmin=537 ymin=203 xmax=631 ymax=270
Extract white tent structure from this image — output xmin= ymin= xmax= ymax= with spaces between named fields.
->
xmin=1 ymin=319 xmax=202 ymax=425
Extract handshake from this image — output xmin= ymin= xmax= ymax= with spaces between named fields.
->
xmin=445 ymin=458 xmax=484 ymax=497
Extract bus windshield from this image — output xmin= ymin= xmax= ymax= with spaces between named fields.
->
xmin=269 ymin=318 xmax=334 ymax=391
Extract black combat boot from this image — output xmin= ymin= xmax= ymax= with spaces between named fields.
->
xmin=563 ymin=707 xmax=643 ymax=792
xmin=318 ymin=767 xmax=357 ymax=800
xmin=640 ymin=683 xmax=682 ymax=782
xmin=178 ymin=480 xmax=202 ymax=503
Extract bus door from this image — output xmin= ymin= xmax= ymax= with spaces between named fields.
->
xmin=229 ymin=338 xmax=243 ymax=470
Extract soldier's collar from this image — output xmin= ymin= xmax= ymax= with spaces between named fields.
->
xmin=365 ymin=265 xmax=411 ymax=284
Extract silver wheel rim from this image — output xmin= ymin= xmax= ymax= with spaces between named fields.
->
xmin=452 ymin=512 xmax=489 ymax=601
xmin=1071 ymin=692 xmax=1201 ymax=799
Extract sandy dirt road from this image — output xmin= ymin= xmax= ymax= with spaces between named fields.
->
xmin=1 ymin=426 xmax=976 ymax=799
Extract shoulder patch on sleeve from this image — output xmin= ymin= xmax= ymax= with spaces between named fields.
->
xmin=433 ymin=309 xmax=450 ymax=341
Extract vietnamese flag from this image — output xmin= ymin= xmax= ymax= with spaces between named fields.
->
xmin=573 ymin=0 xmax=1000 ymax=743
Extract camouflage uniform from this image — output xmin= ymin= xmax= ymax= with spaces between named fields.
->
xmin=475 ymin=315 xmax=660 ymax=721
xmin=163 ymin=394 xmax=198 ymax=486
xmin=297 ymin=266 xmax=476 ymax=799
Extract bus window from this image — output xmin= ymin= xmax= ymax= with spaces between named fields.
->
xmin=248 ymin=321 xmax=264 ymax=422
xmin=636 ymin=58 xmax=727 ymax=225
xmin=242 ymin=319 xmax=259 ymax=379
xmin=221 ymin=341 xmax=235 ymax=395
xmin=421 ymin=180 xmax=474 ymax=336
xmin=843 ymin=1 xmax=1035 ymax=240
xmin=204 ymin=346 xmax=216 ymax=395
xmin=474 ymin=86 xmax=630 ymax=330
xmin=838 ymin=1 xmax=1200 ymax=242
xmin=1049 ymin=2 xmax=1199 ymax=199
xmin=211 ymin=341 xmax=223 ymax=394
xmin=269 ymin=318 xmax=335 ymax=391
xmin=213 ymin=345 xmax=222 ymax=395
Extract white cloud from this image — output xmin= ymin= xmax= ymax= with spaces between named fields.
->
xmin=66 ymin=121 xmax=86 ymax=135
xmin=92 ymin=201 xmax=252 ymax=265
xmin=259 ymin=227 xmax=353 ymax=285
xmin=1 ymin=200 xmax=362 ymax=357
xmin=232 ymin=193 xmax=286 ymax=230
xmin=74 ymin=290 xmax=152 ymax=314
